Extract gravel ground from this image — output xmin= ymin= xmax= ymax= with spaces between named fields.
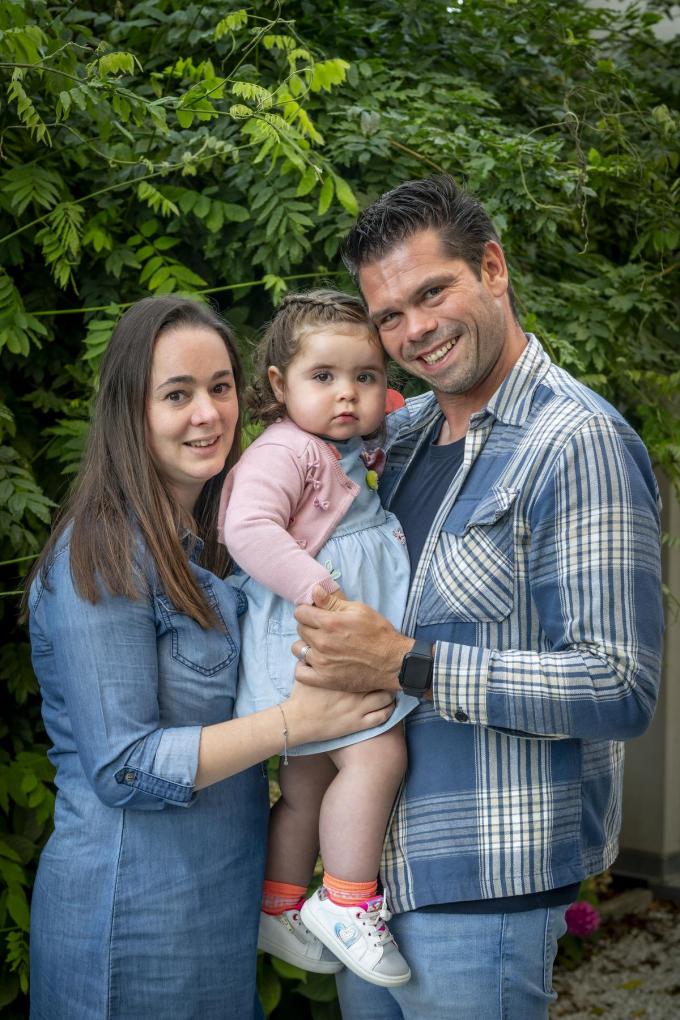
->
xmin=551 ymin=896 xmax=680 ymax=1019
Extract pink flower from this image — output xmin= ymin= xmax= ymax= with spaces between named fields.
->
xmin=360 ymin=448 xmax=386 ymax=476
xmin=565 ymin=900 xmax=601 ymax=938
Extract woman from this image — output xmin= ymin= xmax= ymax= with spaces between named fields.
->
xmin=25 ymin=296 xmax=393 ymax=1019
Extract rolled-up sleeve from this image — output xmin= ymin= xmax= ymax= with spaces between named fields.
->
xmin=35 ymin=552 xmax=201 ymax=810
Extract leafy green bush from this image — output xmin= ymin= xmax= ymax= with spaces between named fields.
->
xmin=0 ymin=0 xmax=677 ymax=1013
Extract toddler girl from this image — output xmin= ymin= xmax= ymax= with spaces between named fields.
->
xmin=219 ymin=290 xmax=416 ymax=988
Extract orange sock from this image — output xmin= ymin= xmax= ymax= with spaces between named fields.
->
xmin=323 ymin=871 xmax=378 ymax=907
xmin=261 ymin=879 xmax=307 ymax=915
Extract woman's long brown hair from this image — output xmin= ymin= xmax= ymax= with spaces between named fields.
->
xmin=23 ymin=296 xmax=243 ymax=628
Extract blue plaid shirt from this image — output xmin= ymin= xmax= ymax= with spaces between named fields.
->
xmin=379 ymin=335 xmax=663 ymax=913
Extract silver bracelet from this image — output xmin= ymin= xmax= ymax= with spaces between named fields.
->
xmin=277 ymin=704 xmax=289 ymax=766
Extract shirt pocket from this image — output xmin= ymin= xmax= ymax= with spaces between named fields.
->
xmin=155 ymin=582 xmax=238 ymax=676
xmin=417 ymin=487 xmax=518 ymax=625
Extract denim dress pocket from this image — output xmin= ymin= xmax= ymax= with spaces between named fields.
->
xmin=156 ymin=582 xmax=238 ymax=675
xmin=265 ymin=617 xmax=299 ymax=699
xmin=418 ymin=487 xmax=518 ymax=626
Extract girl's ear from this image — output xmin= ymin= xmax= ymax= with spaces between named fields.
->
xmin=268 ymin=365 xmax=285 ymax=403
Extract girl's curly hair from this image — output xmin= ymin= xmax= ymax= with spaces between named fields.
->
xmin=248 ymin=288 xmax=383 ymax=426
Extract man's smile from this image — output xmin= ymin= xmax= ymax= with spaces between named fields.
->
xmin=408 ymin=330 xmax=465 ymax=371
xmin=419 ymin=335 xmax=462 ymax=365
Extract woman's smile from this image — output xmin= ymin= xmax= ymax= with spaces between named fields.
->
xmin=184 ymin=433 xmax=222 ymax=450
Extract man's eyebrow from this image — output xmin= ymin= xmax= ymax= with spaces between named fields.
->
xmin=155 ymin=369 xmax=233 ymax=390
xmin=369 ymin=273 xmax=457 ymax=323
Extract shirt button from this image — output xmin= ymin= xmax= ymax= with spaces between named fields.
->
xmin=125 ymin=771 xmax=136 ymax=782
xmin=454 ymin=709 xmax=469 ymax=723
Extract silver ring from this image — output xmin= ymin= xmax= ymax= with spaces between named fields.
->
xmin=298 ymin=644 xmax=311 ymax=665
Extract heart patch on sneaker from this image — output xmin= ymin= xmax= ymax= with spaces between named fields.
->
xmin=334 ymin=922 xmax=360 ymax=948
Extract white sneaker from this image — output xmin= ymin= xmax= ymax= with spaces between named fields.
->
xmin=258 ymin=903 xmax=344 ymax=974
xmin=300 ymin=888 xmax=411 ymax=988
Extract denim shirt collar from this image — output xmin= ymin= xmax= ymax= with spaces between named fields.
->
xmin=179 ymin=529 xmax=204 ymax=563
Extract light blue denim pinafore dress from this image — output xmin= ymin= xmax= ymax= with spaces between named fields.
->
xmin=233 ymin=437 xmax=418 ymax=753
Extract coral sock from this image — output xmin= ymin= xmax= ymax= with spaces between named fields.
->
xmin=261 ymin=880 xmax=307 ymax=915
xmin=323 ymin=871 xmax=378 ymax=907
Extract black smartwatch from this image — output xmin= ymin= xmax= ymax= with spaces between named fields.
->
xmin=398 ymin=639 xmax=434 ymax=697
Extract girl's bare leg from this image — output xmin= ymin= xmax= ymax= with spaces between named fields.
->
xmin=266 ymin=752 xmax=337 ymax=886
xmin=320 ymin=725 xmax=407 ymax=880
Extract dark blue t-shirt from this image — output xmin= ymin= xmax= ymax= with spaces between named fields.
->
xmin=390 ymin=426 xmax=465 ymax=578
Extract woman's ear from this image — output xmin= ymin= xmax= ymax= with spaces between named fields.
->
xmin=268 ymin=365 xmax=285 ymax=403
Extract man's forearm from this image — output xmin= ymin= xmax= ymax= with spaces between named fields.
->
xmin=431 ymin=639 xmax=659 ymax=739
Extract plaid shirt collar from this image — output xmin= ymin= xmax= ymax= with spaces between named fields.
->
xmin=484 ymin=333 xmax=551 ymax=426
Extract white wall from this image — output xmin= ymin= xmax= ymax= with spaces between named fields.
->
xmin=618 ymin=473 xmax=680 ymax=886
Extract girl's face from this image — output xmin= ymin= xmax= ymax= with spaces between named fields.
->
xmin=146 ymin=325 xmax=238 ymax=513
xmin=268 ymin=326 xmax=387 ymax=441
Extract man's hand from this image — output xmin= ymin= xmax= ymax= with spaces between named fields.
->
xmin=293 ymin=584 xmax=414 ymax=692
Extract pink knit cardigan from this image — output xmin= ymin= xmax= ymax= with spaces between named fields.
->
xmin=218 ymin=418 xmax=360 ymax=605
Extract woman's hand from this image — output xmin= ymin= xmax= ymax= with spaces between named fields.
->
xmin=283 ymin=680 xmax=396 ymax=747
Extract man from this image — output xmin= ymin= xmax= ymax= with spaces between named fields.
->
xmin=293 ymin=175 xmax=663 ymax=1018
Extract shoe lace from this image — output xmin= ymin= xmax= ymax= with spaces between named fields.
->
xmin=287 ymin=900 xmax=313 ymax=936
xmin=379 ymin=895 xmax=393 ymax=922
xmin=356 ymin=900 xmax=395 ymax=946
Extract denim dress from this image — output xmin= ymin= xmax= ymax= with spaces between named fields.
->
xmin=28 ymin=533 xmax=269 ymax=1020
xmin=233 ymin=438 xmax=418 ymax=754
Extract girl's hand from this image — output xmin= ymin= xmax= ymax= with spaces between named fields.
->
xmin=283 ymin=680 xmax=395 ymax=747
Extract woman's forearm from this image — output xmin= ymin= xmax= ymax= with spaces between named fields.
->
xmin=194 ymin=683 xmax=396 ymax=790
xmin=194 ymin=707 xmax=287 ymax=789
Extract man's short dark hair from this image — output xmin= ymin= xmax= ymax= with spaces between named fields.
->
xmin=342 ymin=174 xmax=517 ymax=315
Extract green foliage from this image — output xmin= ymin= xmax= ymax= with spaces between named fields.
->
xmin=0 ymin=642 xmax=54 ymax=1013
xmin=0 ymin=268 xmax=48 ymax=355
xmin=0 ymin=448 xmax=54 ymax=551
xmin=0 ymin=0 xmax=677 ymax=1012
xmin=258 ymin=952 xmax=341 ymax=1019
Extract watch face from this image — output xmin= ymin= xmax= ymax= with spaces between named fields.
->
xmin=400 ymin=647 xmax=433 ymax=694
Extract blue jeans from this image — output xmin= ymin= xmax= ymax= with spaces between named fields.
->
xmin=335 ymin=905 xmax=568 ymax=1020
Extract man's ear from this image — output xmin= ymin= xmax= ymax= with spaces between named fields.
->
xmin=481 ymin=241 xmax=509 ymax=298
xmin=268 ymin=365 xmax=285 ymax=402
